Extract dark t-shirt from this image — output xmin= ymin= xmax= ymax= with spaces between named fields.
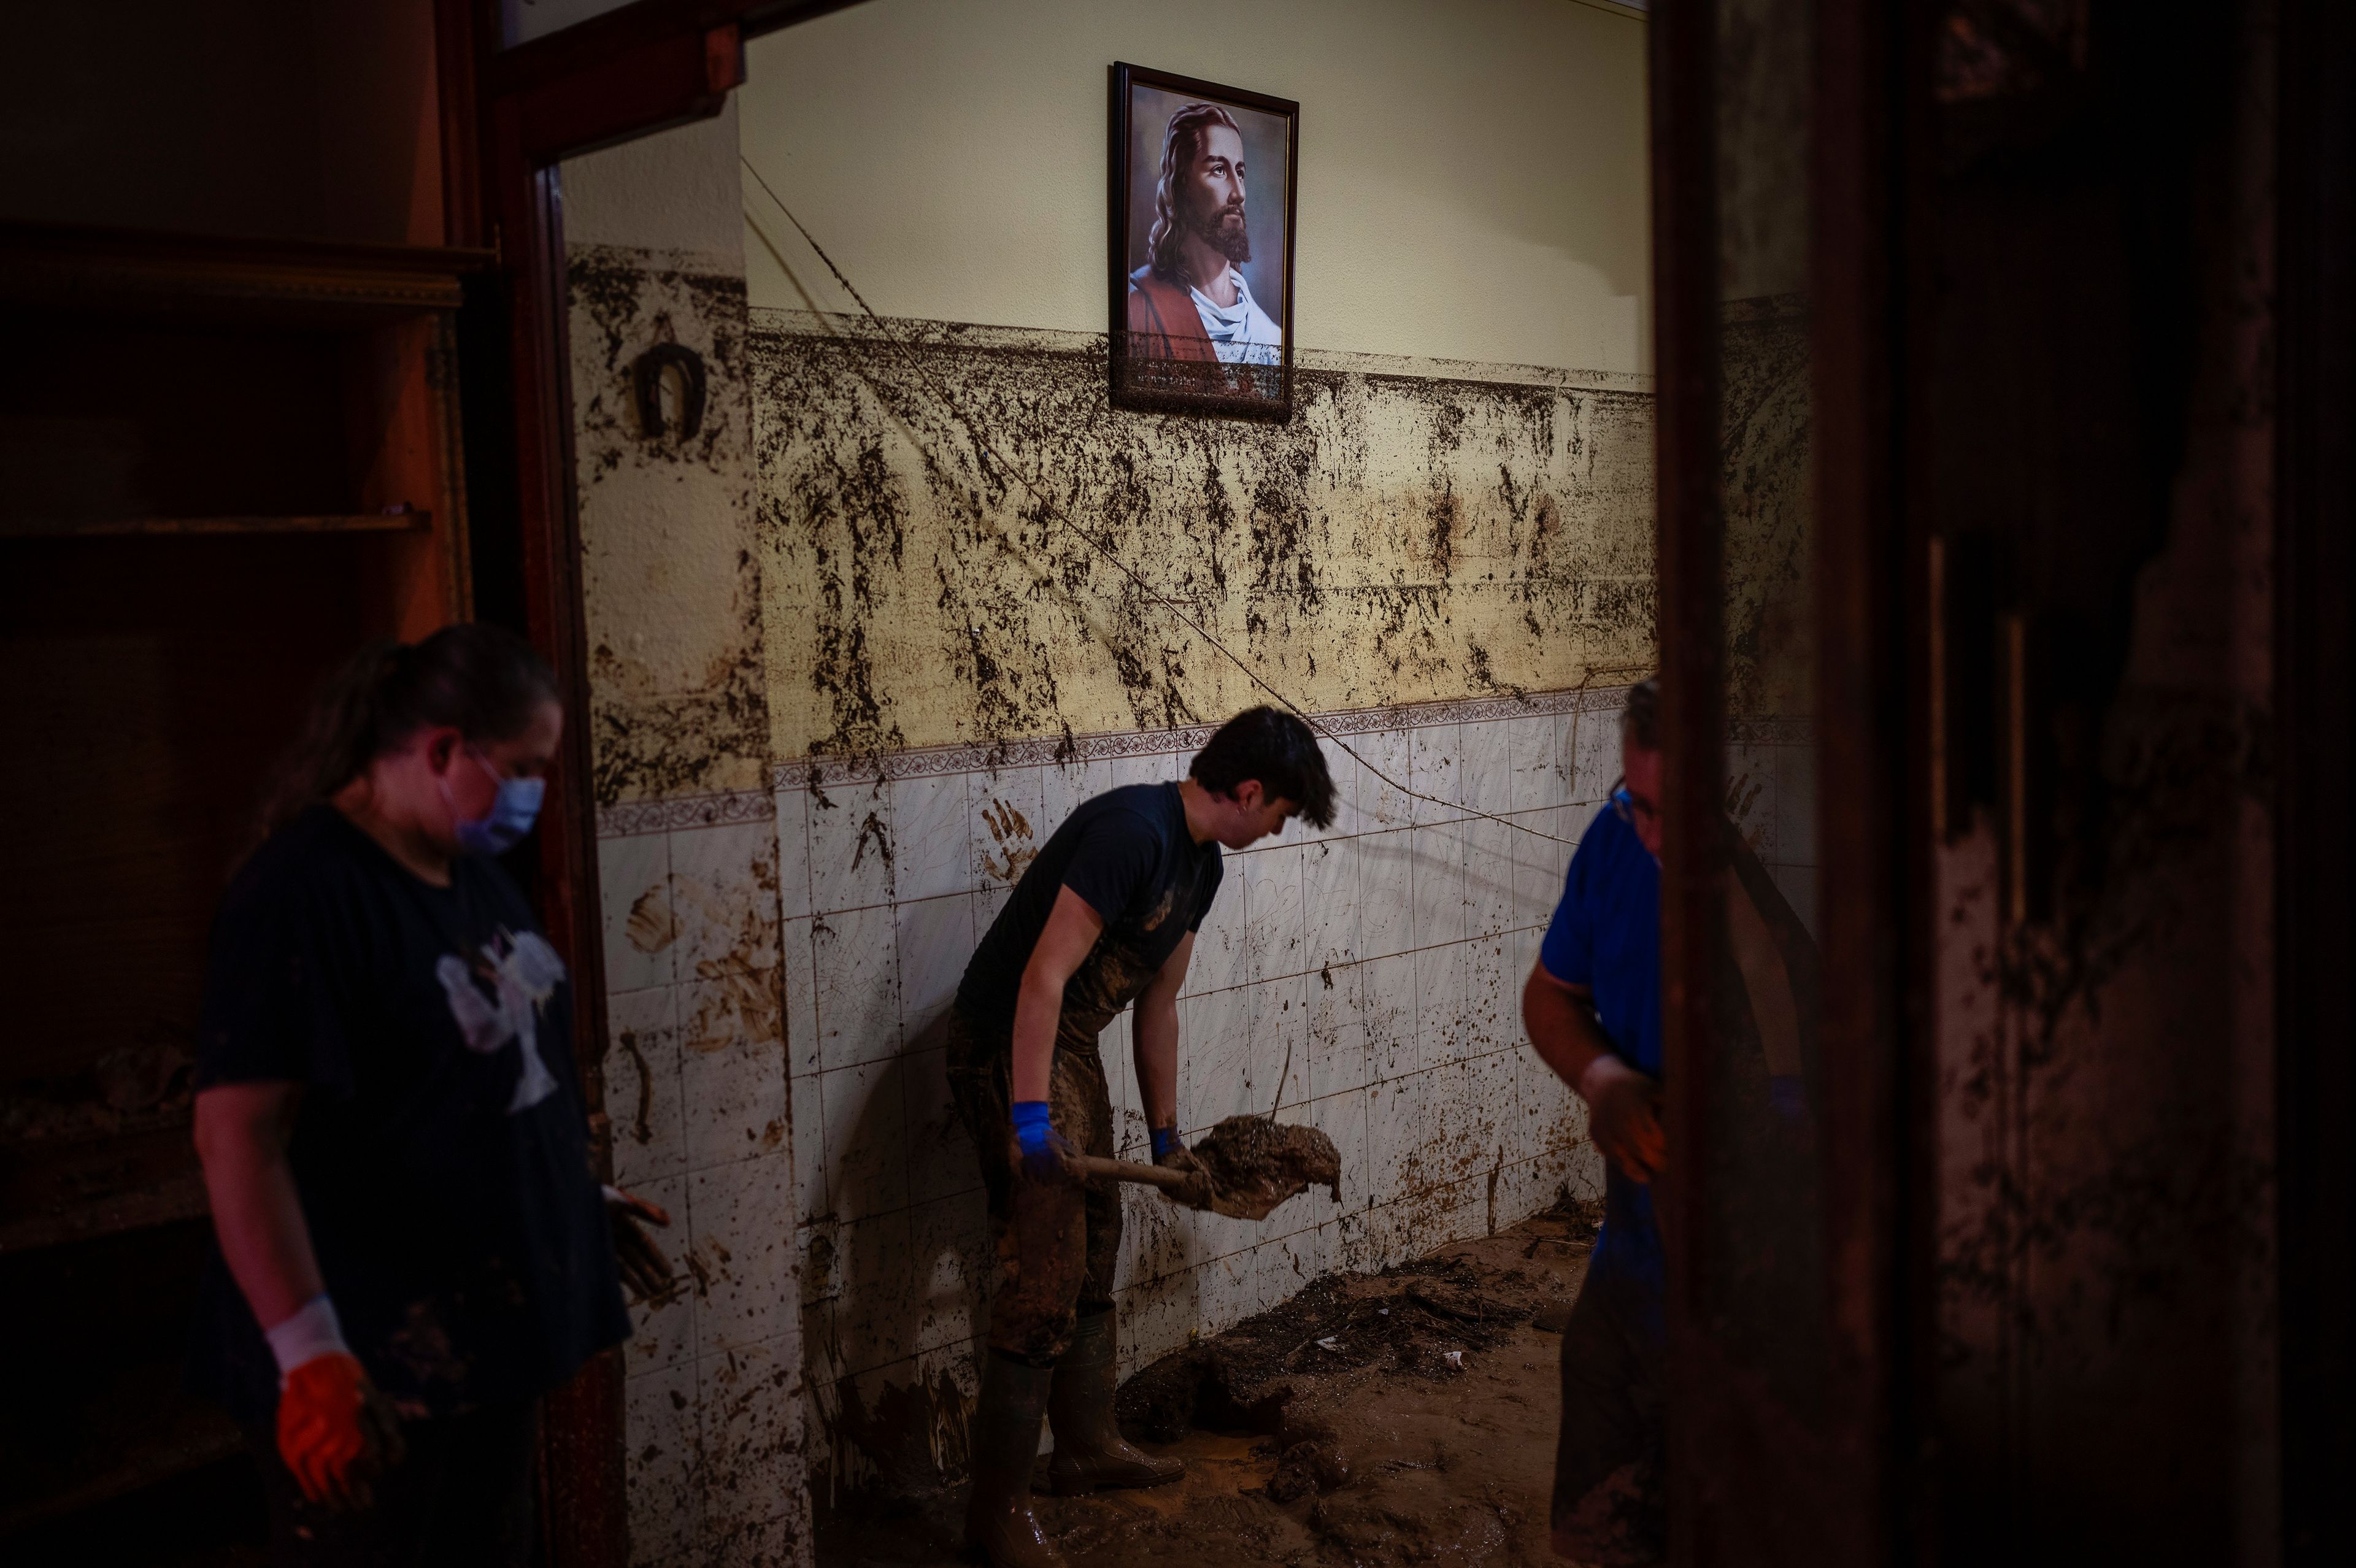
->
xmin=189 ymin=806 xmax=628 ymax=1424
xmin=1539 ymin=802 xmax=1662 ymax=1292
xmin=957 ymin=782 xmax=1223 ymax=1048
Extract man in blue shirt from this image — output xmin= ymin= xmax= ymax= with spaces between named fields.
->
xmin=1524 ymin=680 xmax=1819 ymax=1564
xmin=1523 ymin=682 xmax=1669 ymax=1564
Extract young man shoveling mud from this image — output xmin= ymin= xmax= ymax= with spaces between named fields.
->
xmin=946 ymin=706 xmax=1338 ymax=1568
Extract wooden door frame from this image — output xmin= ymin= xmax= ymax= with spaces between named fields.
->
xmin=2274 ymin=1 xmax=2354 ymax=1559
xmin=1650 ymin=0 xmax=1923 ymax=1559
xmin=433 ymin=6 xmax=868 ymax=1565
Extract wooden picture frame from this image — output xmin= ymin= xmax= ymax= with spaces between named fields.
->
xmin=1109 ymin=61 xmax=1299 ymax=419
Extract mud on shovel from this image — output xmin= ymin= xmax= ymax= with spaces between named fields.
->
xmin=1063 ymin=1116 xmax=1343 ymax=1223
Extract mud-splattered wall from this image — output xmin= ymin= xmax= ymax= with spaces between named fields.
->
xmin=749 ymin=315 xmax=1656 ymax=761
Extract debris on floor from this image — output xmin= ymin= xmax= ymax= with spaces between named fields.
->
xmin=816 ymin=1190 xmax=1602 ymax=1567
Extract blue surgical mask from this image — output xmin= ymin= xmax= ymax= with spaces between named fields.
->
xmin=448 ymin=750 xmax=545 ymax=856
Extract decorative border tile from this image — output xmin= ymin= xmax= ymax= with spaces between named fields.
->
xmin=596 ymin=685 xmax=1636 ymax=838
xmin=598 ymin=786 xmax=777 ymax=840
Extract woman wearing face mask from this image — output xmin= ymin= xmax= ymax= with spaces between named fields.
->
xmin=188 ymin=625 xmax=671 ymax=1566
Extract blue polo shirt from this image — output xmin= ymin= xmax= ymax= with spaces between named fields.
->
xmin=1538 ymin=800 xmax=1662 ymax=1293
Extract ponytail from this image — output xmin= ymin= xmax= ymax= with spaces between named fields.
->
xmin=256 ymin=623 xmax=560 ymax=842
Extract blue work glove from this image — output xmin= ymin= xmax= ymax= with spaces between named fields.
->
xmin=1012 ymin=1101 xmax=1074 ymax=1184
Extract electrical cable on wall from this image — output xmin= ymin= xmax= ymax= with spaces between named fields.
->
xmin=741 ymin=155 xmax=1633 ymax=849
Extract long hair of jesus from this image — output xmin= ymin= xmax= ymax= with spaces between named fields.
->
xmin=1145 ymin=100 xmax=1245 ymax=286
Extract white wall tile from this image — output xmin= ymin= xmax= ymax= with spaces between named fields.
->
xmin=890 ymin=771 xmax=972 ymax=904
xmin=1240 ymin=844 xmax=1306 ymax=983
xmin=1306 ymin=1088 xmax=1369 ymax=1215
xmin=780 ymin=915 xmax=820 ymax=1077
xmin=899 ymin=1045 xmax=974 ymax=1207
xmin=1111 ymin=750 xmax=1176 ymax=792
xmin=696 ymin=1333 xmax=804 ymax=1537
xmin=772 ymin=786 xmax=812 ymax=920
xmin=609 ymin=985 xmax=685 ymax=1188
xmin=820 ymin=1055 xmax=907 ymax=1221
xmin=1465 ymin=815 xmax=1515 ymax=940
xmin=1566 ymin=705 xmax=1622 ymax=805
xmin=1181 ymin=987 xmax=1255 ymax=1131
xmin=1505 ymin=714 xmax=1559 ymax=813
xmin=1360 ymin=951 xmax=1418 ymax=1082
xmin=1414 ymin=940 xmax=1471 ymax=1069
xmin=808 ymin=776 xmax=894 ymax=912
xmin=830 ymin=1209 xmax=914 ymax=1375
xmin=1303 ymin=836 xmax=1359 ymax=971
xmin=1187 ymin=869 xmax=1250 ymax=995
xmin=814 ymin=903 xmax=900 ymax=1070
xmin=790 ymin=1061 xmax=827 ymax=1228
xmin=1366 ymin=1070 xmax=1431 ymax=1207
xmin=1462 ymin=1048 xmax=1522 ymax=1175
xmin=1357 ymin=829 xmax=1415 ymax=959
xmin=1039 ymin=755 xmax=1114 ymax=834
xmin=624 ymin=1359 xmax=701 ymax=1566
xmin=1407 ymin=720 xmax=1463 ymax=822
xmin=1511 ymin=808 xmax=1569 ymax=930
xmin=1460 ymin=718 xmax=1513 ymax=814
xmin=968 ymin=764 xmax=1045 ymax=890
xmin=893 ymin=893 xmax=974 ymax=1046
xmin=1250 ymin=973 xmax=1310 ymax=1115
xmin=690 ymin=1151 xmax=797 ymax=1356
xmin=601 ymin=832 xmax=676 ymax=994
xmin=679 ymin=993 xmax=789 ymax=1172
xmin=1360 ymin=729 xmax=1414 ymax=828
xmin=1409 ymin=822 xmax=1468 ymax=948
xmin=669 ymin=818 xmax=781 ymax=983
xmin=906 ymin=1193 xmax=988 ymax=1355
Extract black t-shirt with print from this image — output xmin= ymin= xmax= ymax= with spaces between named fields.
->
xmin=188 ymin=806 xmax=628 ymax=1424
xmin=957 ymin=782 xmax=1224 ymax=1049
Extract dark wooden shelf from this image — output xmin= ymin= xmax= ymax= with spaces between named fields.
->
xmin=1 ymin=509 xmax=432 ymax=540
xmin=0 ymin=221 xmax=495 ymax=326
xmin=0 ymin=1125 xmax=210 ymax=1253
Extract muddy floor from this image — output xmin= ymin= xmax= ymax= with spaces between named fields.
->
xmin=817 ymin=1195 xmax=1600 ymax=1567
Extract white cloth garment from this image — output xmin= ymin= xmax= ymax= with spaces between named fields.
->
xmin=1190 ymin=267 xmax=1284 ymax=365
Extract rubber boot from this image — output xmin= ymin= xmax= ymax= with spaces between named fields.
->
xmin=963 ymin=1352 xmax=1066 ymax=1568
xmin=1046 ymin=1309 xmax=1185 ymax=1496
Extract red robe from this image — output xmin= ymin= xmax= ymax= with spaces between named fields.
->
xmin=1123 ymin=267 xmax=1217 ymax=361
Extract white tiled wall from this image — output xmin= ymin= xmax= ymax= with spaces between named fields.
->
xmin=726 ymin=695 xmax=1618 ymax=1499
xmin=596 ymin=807 xmax=808 ymax=1566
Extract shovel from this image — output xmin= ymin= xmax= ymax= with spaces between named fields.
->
xmin=1063 ymin=1153 xmax=1295 ymax=1221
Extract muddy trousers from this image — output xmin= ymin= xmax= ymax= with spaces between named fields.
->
xmin=1550 ymin=1268 xmax=1666 ymax=1566
xmin=249 ymin=1397 xmax=540 ymax=1568
xmin=945 ymin=1008 xmax=1122 ymax=1365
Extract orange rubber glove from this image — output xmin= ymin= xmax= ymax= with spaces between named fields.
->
xmin=277 ymin=1353 xmax=404 ymax=1508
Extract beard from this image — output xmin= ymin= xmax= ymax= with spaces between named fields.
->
xmin=1187 ymin=198 xmax=1252 ymax=265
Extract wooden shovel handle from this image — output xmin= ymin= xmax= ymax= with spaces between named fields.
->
xmin=1064 ymin=1153 xmax=1194 ymax=1192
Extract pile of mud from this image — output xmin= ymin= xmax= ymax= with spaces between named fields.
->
xmin=1188 ymin=1115 xmax=1342 ymax=1220
xmin=1117 ymin=1253 xmax=1538 ymax=1443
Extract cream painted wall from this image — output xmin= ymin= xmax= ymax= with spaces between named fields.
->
xmin=739 ymin=0 xmax=1651 ymax=375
